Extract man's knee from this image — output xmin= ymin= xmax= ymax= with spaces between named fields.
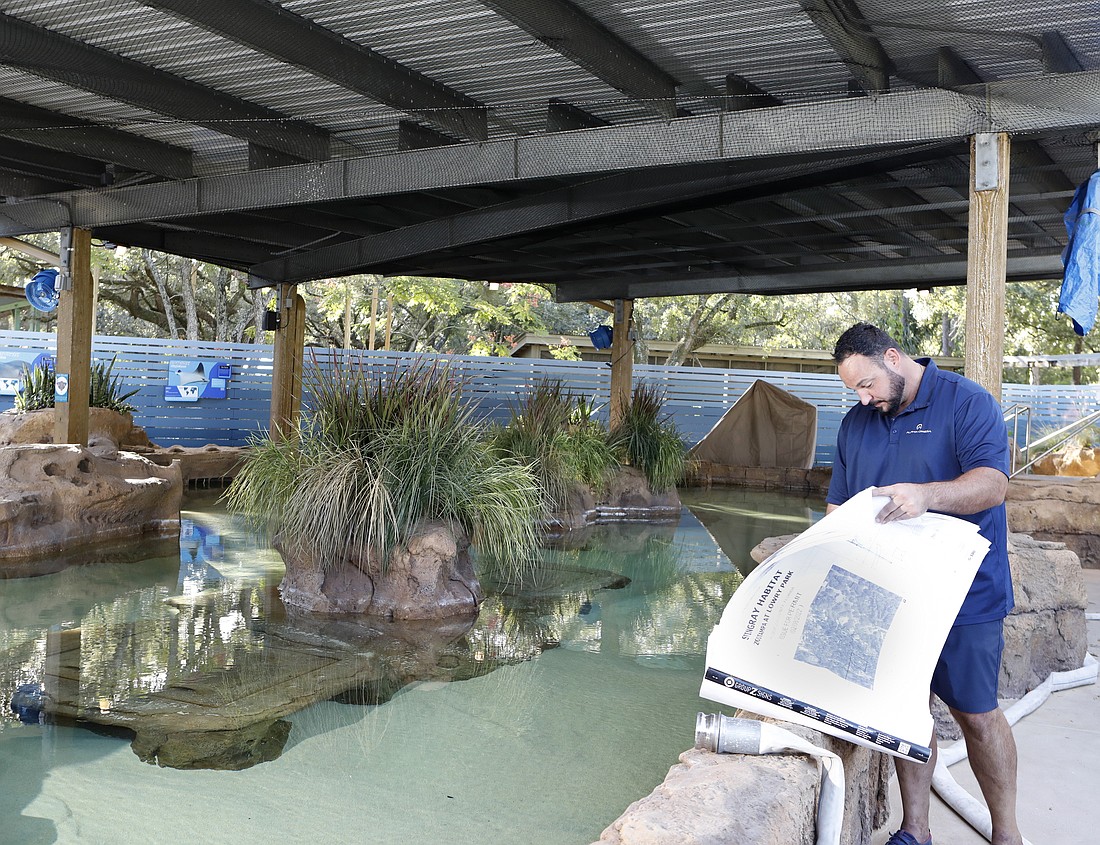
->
xmin=950 ymin=706 xmax=1009 ymax=744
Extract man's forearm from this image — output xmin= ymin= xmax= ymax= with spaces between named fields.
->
xmin=917 ymin=466 xmax=1008 ymax=514
xmin=873 ymin=466 xmax=1007 ymax=522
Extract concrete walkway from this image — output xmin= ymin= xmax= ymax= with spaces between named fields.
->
xmin=871 ymin=569 xmax=1100 ymax=845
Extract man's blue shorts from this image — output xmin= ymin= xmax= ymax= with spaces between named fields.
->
xmin=930 ymin=619 xmax=1005 ymax=714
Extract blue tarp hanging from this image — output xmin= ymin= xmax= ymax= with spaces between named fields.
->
xmin=1058 ymin=168 xmax=1100 ymax=336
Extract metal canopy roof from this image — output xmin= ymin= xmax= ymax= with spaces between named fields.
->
xmin=0 ymin=0 xmax=1097 ymax=302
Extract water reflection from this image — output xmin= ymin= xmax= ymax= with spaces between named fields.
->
xmin=1 ymin=488 xmax=818 ymax=778
xmin=680 ymin=486 xmax=825 ymax=574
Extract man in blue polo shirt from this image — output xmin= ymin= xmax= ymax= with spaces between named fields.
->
xmin=826 ymin=323 xmax=1021 ymax=845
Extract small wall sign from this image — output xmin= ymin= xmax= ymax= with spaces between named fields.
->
xmin=165 ymin=359 xmax=233 ymax=402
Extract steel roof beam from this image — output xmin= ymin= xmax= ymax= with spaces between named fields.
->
xmin=936 ymin=47 xmax=983 ymax=88
xmin=723 ymin=74 xmax=784 ymax=111
xmin=138 ymin=0 xmax=489 ymax=142
xmin=0 ymin=168 xmax=68 ymax=196
xmin=552 ymin=253 xmax=1065 ymax=301
xmin=0 ymin=11 xmax=330 ymax=161
xmin=479 ymin=0 xmax=678 ymax=119
xmin=3 ymin=70 xmax=1099 ymax=238
xmin=547 ymin=99 xmax=610 ymax=132
xmin=798 ymin=0 xmax=894 ymax=92
xmin=1040 ymin=32 xmax=1084 ymax=73
xmin=0 ymin=96 xmax=193 ymax=179
xmin=397 ymin=121 xmax=462 ymax=151
xmin=94 ymin=225 xmax=274 ymax=268
xmin=0 ymin=136 xmax=109 ymax=187
xmin=247 ymin=143 xmax=957 ymax=284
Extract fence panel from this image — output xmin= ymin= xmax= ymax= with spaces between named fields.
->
xmin=3 ymin=330 xmax=1098 ymax=463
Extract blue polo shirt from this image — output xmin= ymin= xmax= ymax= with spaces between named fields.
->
xmin=827 ymin=359 xmax=1013 ymax=625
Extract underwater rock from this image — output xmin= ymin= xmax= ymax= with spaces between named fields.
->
xmin=31 ymin=612 xmax=501 ymax=770
xmin=132 ymin=719 xmax=292 ymax=770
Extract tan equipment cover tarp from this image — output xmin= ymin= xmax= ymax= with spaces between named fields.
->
xmin=690 ymin=379 xmax=817 ymax=469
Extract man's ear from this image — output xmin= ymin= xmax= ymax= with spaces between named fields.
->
xmin=882 ymin=347 xmax=902 ymax=370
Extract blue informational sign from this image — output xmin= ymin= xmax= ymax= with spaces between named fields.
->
xmin=0 ymin=351 xmax=54 ymax=396
xmin=164 ymin=359 xmax=232 ymax=402
xmin=54 ymin=373 xmax=69 ymax=403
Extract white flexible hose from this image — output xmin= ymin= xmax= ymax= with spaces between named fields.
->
xmin=696 ymin=713 xmax=845 ymax=845
xmin=931 ymin=652 xmax=1099 ymax=845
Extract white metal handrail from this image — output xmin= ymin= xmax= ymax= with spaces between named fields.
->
xmin=1003 ymin=404 xmax=1032 ymax=476
xmin=1010 ymin=407 xmax=1100 ymax=477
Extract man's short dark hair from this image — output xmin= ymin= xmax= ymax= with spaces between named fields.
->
xmin=833 ymin=322 xmax=904 ymax=365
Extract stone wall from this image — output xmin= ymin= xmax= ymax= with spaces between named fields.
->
xmin=1006 ymin=476 xmax=1100 ymax=569
xmin=686 ymin=461 xmax=831 ymax=496
xmin=593 ymin=718 xmax=890 ymax=845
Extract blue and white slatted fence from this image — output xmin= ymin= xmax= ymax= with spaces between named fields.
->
xmin=2 ymin=330 xmax=1098 ymax=463
xmin=0 ymin=330 xmax=274 ymax=447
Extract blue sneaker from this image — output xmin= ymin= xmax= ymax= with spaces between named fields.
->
xmin=885 ymin=832 xmax=931 ymax=845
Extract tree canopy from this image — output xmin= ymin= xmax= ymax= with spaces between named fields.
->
xmin=1 ymin=235 xmax=1094 ymax=384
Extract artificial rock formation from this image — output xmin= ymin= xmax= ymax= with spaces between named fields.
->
xmin=550 ymin=466 xmax=682 ymax=534
xmin=277 ymin=521 xmax=483 ymax=620
xmin=0 ymin=444 xmax=182 ymax=571
xmin=1007 ymin=475 xmax=1100 ymax=568
xmin=144 ymin=444 xmax=246 ymax=484
xmin=0 ymin=407 xmax=154 ymax=457
xmin=594 ymin=719 xmax=890 ymax=845
xmin=1000 ymin=532 xmax=1089 ymax=695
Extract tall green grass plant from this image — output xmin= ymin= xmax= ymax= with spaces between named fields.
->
xmin=491 ymin=380 xmax=617 ymax=509
xmin=227 ymin=358 xmax=542 ymax=582
xmin=608 ymin=382 xmax=688 ymax=491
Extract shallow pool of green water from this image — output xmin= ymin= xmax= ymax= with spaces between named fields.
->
xmin=0 ymin=487 xmax=820 ymax=845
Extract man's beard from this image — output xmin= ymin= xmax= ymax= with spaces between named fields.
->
xmin=875 ymin=369 xmax=906 ymax=416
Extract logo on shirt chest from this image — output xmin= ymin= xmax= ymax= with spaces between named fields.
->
xmin=905 ymin=422 xmax=933 ymax=435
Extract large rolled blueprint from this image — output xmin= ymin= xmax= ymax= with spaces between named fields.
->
xmin=699 ymin=487 xmax=989 ymax=762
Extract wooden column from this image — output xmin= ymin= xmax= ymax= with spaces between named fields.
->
xmin=609 ymin=298 xmax=634 ymax=429
xmin=964 ymin=132 xmax=1010 ymax=400
xmin=269 ymin=284 xmax=307 ymax=441
xmin=54 ymin=227 xmax=94 ymax=445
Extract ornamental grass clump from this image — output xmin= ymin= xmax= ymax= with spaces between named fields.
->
xmin=608 ymin=382 xmax=688 ymax=491
xmin=226 ymin=358 xmax=542 ymax=582
xmin=491 ymin=379 xmax=617 ymax=509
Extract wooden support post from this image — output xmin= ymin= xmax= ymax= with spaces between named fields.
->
xmin=54 ymin=227 xmax=94 ymax=446
xmin=368 ymin=281 xmax=379 ymax=350
xmin=384 ymin=295 xmax=394 ymax=350
xmin=269 ymin=284 xmax=307 ymax=441
xmin=609 ymin=298 xmax=634 ymax=429
xmin=343 ymin=280 xmax=352 ymax=350
xmin=965 ymin=132 xmax=1010 ymax=400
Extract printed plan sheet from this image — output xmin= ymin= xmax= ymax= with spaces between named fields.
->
xmin=699 ymin=487 xmax=989 ymax=761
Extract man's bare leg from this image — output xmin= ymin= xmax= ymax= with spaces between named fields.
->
xmin=894 ymin=733 xmax=936 ymax=843
xmin=952 ymin=706 xmax=1023 ymax=845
